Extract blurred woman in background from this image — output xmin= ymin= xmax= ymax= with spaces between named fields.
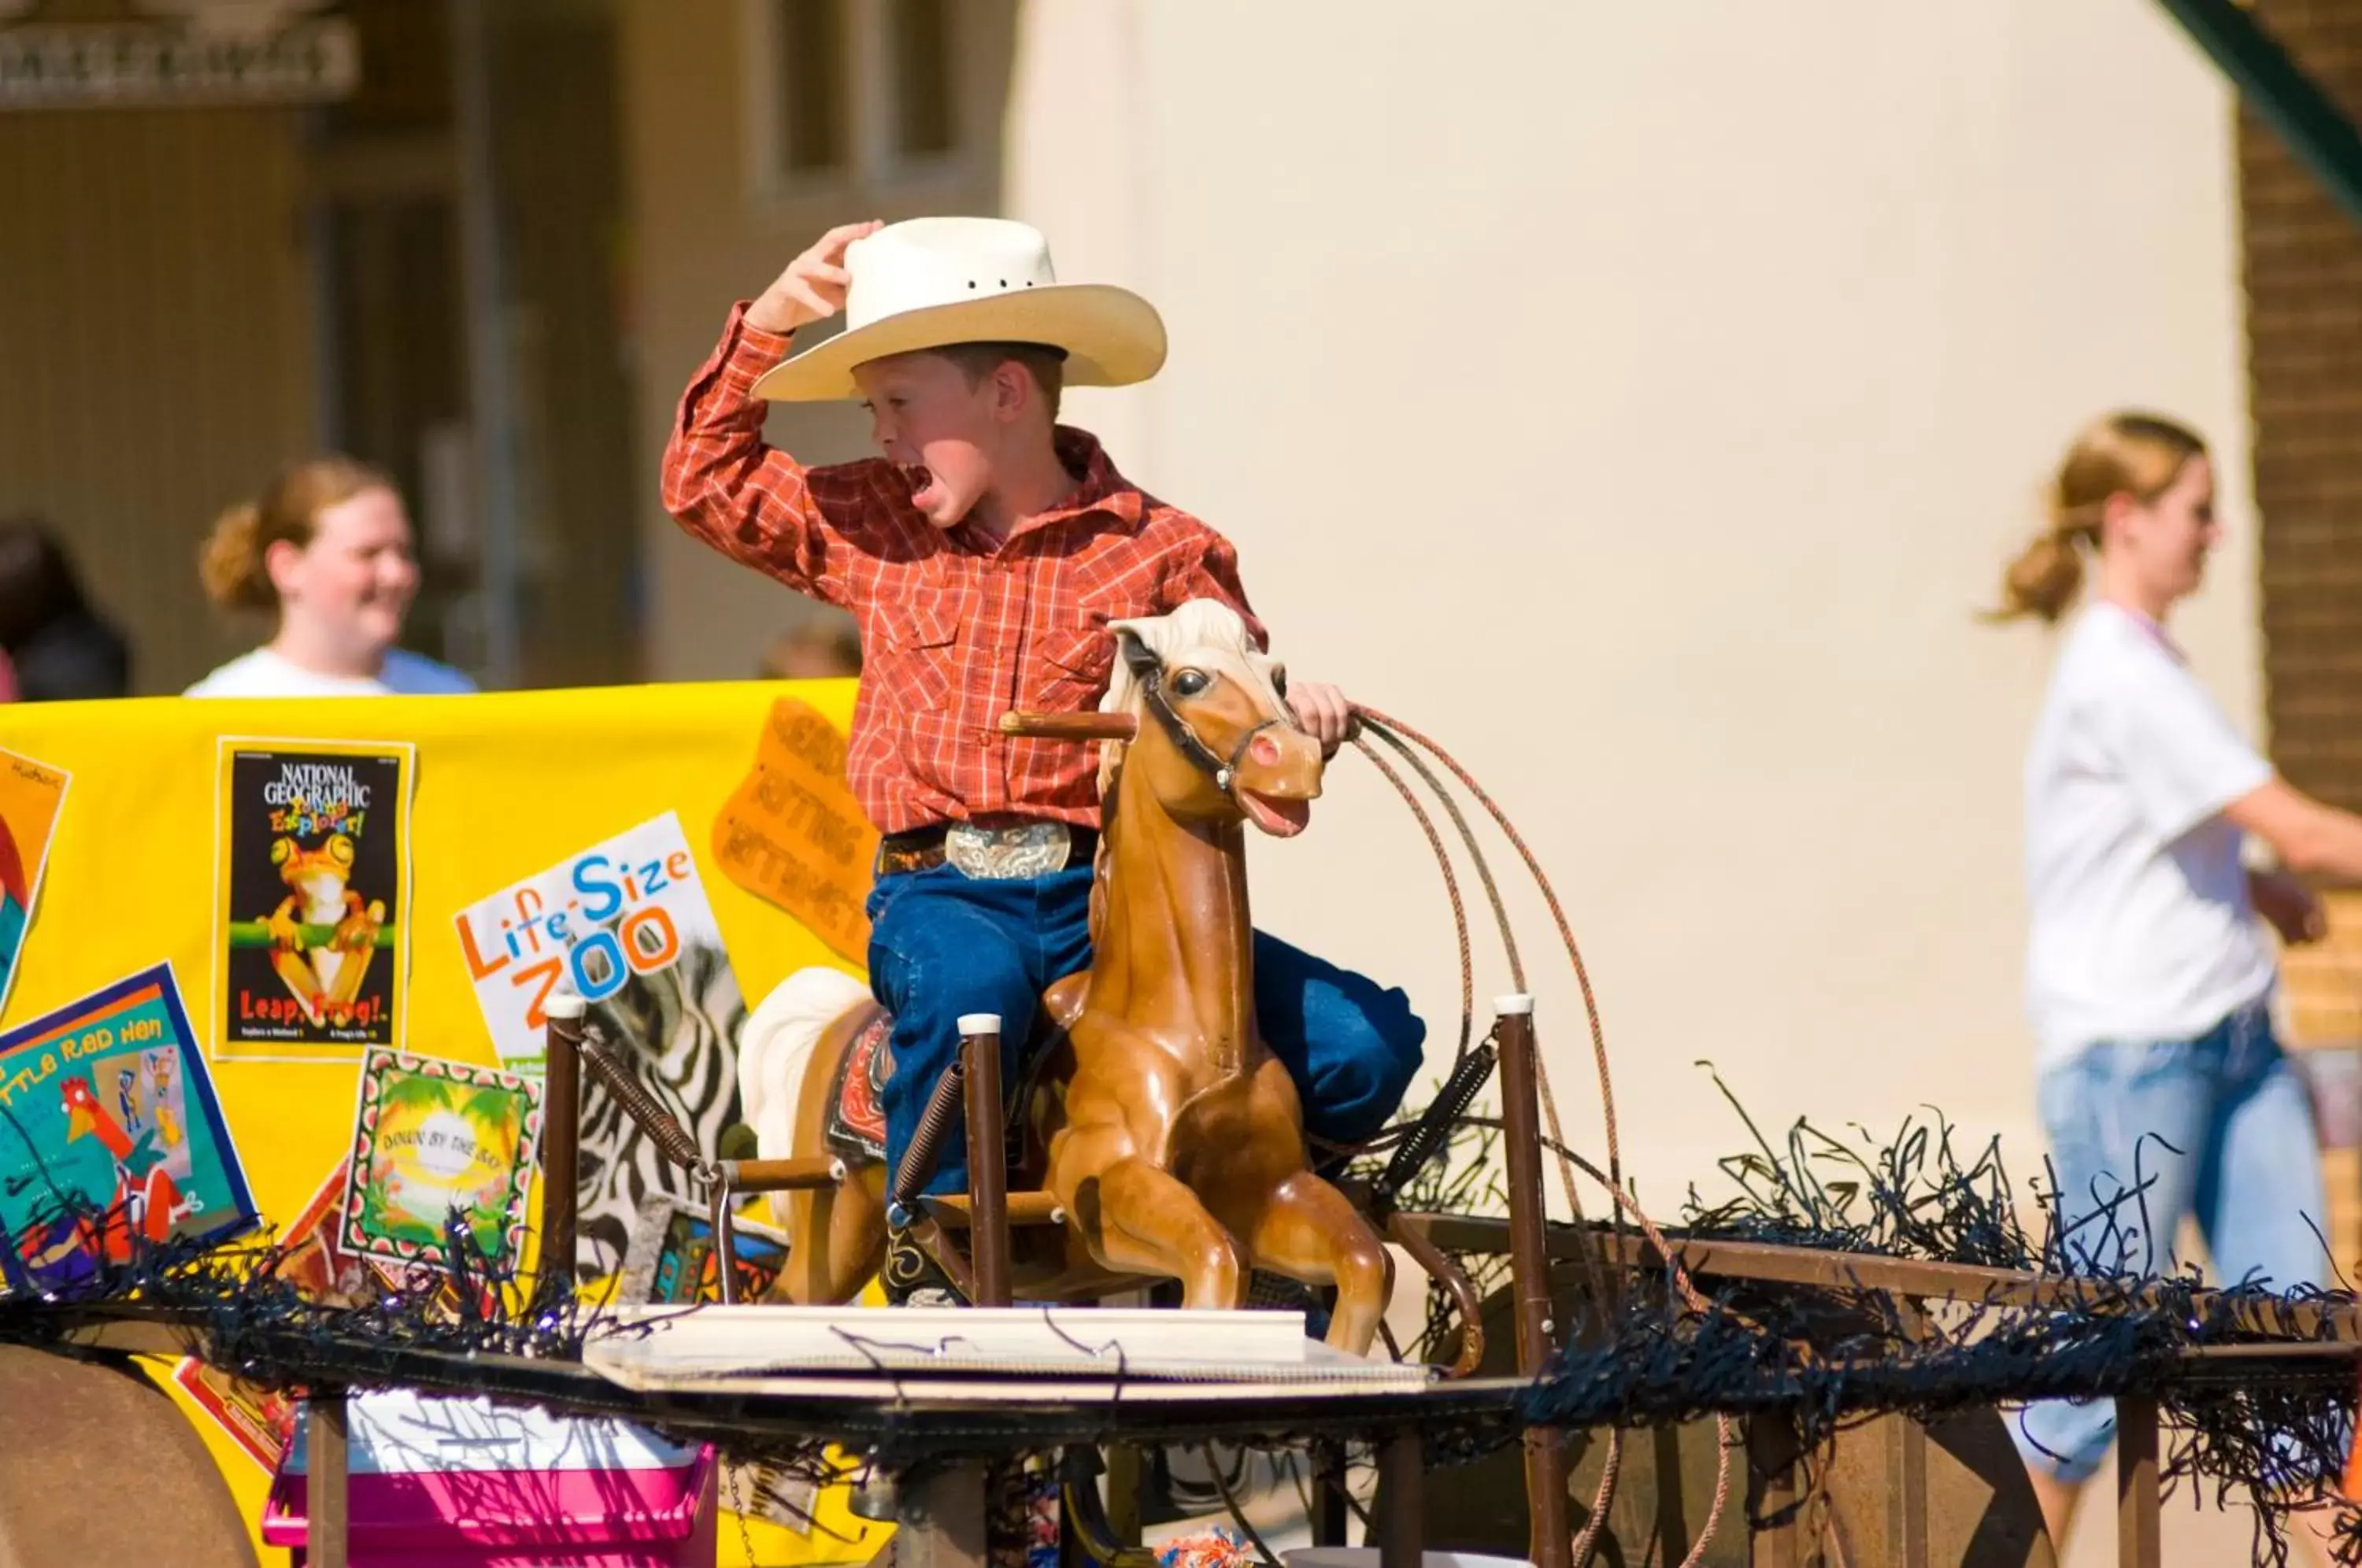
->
xmin=0 ymin=516 xmax=131 ymax=700
xmin=1995 ymin=411 xmax=2362 ymax=1551
xmin=187 ymin=456 xmax=474 ymax=697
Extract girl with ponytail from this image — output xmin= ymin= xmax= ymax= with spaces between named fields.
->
xmin=186 ymin=457 xmax=474 ymax=697
xmin=2002 ymin=413 xmax=2362 ymax=1551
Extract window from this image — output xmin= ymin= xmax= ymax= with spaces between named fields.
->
xmin=746 ymin=0 xmax=964 ymax=198
xmin=883 ymin=0 xmax=953 ymax=161
xmin=773 ymin=0 xmax=847 ymax=176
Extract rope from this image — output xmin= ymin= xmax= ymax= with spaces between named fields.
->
xmin=1359 ymin=724 xmax=1524 ymax=989
xmin=1350 ymin=733 xmax=1477 ymax=1061
xmin=1351 ymin=706 xmax=1737 ymax=1567
xmin=1350 ymin=716 xmax=1631 ymax=1559
xmin=1352 ymin=710 xmax=1618 ymax=1240
xmin=1350 ymin=723 xmax=1608 ymax=1305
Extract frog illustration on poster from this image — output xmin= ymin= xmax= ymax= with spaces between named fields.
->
xmin=213 ymin=739 xmax=414 ymax=1063
xmin=453 ymin=811 xmax=747 ymax=1281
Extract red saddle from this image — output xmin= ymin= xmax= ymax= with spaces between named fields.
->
xmin=820 ymin=1007 xmax=1061 ymax=1174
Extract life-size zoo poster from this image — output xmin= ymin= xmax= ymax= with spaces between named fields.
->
xmin=213 ymin=741 xmax=413 ymax=1063
xmin=453 ymin=811 xmax=747 ymax=1282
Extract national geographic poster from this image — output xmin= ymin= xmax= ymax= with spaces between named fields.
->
xmin=0 ymin=966 xmax=256 ymax=1296
xmin=0 ymin=747 xmax=69 ymax=1023
xmin=213 ymin=741 xmax=413 ymax=1062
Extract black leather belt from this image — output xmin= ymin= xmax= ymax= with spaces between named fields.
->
xmin=876 ymin=819 xmax=1098 ymax=880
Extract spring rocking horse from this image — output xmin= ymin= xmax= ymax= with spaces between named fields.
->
xmin=737 ymin=600 xmax=1398 ymax=1353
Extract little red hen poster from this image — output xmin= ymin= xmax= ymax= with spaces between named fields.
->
xmin=0 ymin=965 xmax=256 ymax=1295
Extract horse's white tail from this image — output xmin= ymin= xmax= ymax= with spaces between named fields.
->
xmin=738 ymin=967 xmax=874 ymax=1197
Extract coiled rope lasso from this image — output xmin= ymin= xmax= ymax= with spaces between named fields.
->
xmin=1349 ymin=705 xmax=1736 ymax=1567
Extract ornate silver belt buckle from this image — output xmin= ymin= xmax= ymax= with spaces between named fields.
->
xmin=945 ymin=821 xmax=1071 ymax=880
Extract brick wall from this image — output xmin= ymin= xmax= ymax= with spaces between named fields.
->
xmin=2241 ymin=1 xmax=2362 ymax=814
xmin=2237 ymin=2 xmax=2362 ymax=1271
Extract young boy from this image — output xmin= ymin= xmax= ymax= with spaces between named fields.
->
xmin=663 ymin=217 xmax=1424 ymax=1296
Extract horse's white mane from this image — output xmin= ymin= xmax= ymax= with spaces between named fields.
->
xmin=1095 ymin=598 xmax=1287 ymax=794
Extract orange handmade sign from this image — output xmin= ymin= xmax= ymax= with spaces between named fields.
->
xmin=712 ymin=698 xmax=878 ymax=965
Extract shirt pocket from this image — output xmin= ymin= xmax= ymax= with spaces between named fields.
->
xmin=1038 ymin=594 xmax=1138 ymax=711
xmin=881 ymin=588 xmax=960 ymax=713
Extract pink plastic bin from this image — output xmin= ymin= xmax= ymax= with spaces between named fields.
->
xmin=260 ymin=1389 xmax=716 ymax=1567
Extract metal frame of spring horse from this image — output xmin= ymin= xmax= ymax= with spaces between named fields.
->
xmin=285 ymin=999 xmax=1455 ymax=1568
xmin=879 ymin=1016 xmax=1013 ymax=1568
xmin=944 ymin=1012 xmax=1435 ymax=1568
xmin=1494 ymin=993 xmax=1575 ymax=1568
xmin=541 ymin=990 xmax=589 ymax=1301
xmin=958 ymin=1013 xmax=1013 ymax=1308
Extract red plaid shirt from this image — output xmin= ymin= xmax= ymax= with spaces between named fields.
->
xmin=663 ymin=303 xmax=1267 ymax=835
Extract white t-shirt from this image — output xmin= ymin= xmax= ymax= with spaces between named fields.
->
xmin=183 ymin=646 xmax=478 ymax=698
xmin=2023 ymin=601 xmax=2275 ymax=1067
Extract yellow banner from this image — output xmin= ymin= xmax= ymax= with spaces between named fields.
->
xmin=0 ymin=678 xmax=886 ymax=1566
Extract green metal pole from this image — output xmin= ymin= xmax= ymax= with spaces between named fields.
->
xmin=2155 ymin=0 xmax=2362 ymax=229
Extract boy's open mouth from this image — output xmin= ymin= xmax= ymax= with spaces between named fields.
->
xmin=901 ymin=464 xmax=939 ymax=509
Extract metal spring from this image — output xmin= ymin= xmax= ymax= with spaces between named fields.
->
xmin=1372 ymin=1038 xmax=1498 ymax=1209
xmin=579 ymin=1034 xmax=705 ymax=1174
xmin=890 ymin=1059 xmax=968 ymax=1213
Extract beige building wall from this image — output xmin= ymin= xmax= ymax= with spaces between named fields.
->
xmin=632 ymin=1 xmax=2260 ymax=1223
xmin=996 ymin=0 xmax=2261 ymax=1223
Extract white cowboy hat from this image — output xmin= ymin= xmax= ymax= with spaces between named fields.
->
xmin=750 ymin=217 xmax=1167 ymax=402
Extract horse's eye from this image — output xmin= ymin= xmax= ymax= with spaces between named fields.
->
xmin=1271 ymin=666 xmax=1289 ymax=699
xmin=1171 ymin=668 xmax=1212 ymax=697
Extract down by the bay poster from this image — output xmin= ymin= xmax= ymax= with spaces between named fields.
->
xmin=0 ymin=966 xmax=256 ymax=1296
xmin=339 ymin=1047 xmax=542 ymax=1274
xmin=213 ymin=740 xmax=413 ymax=1063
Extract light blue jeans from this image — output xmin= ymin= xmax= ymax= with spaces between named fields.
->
xmin=2012 ymin=999 xmax=2331 ymax=1484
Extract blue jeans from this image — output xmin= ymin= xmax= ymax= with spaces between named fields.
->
xmin=2012 ymin=1000 xmax=2330 ymax=1484
xmin=865 ymin=861 xmax=1427 ymax=1198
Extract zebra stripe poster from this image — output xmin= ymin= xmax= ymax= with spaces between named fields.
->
xmin=452 ymin=812 xmax=747 ymax=1282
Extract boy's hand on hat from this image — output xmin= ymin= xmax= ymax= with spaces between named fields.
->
xmin=1288 ymin=681 xmax=1354 ymax=756
xmin=749 ymin=220 xmax=884 ymax=335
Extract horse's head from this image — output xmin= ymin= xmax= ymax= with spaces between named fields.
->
xmin=1098 ymin=599 xmax=1324 ymax=838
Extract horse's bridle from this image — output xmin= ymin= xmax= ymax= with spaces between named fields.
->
xmin=1118 ymin=631 xmax=1288 ymax=795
